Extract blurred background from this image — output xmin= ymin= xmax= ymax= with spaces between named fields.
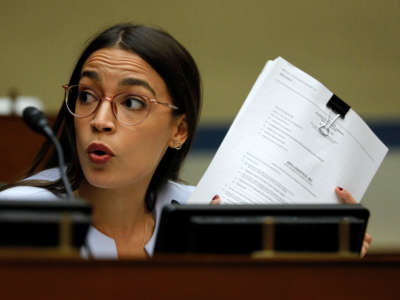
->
xmin=0 ymin=0 xmax=399 ymax=252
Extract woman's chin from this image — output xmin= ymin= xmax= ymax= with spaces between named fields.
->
xmin=82 ymin=170 xmax=118 ymax=190
xmin=80 ymin=164 xmax=152 ymax=192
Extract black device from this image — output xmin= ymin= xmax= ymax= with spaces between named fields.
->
xmin=154 ymin=204 xmax=369 ymax=255
xmin=0 ymin=200 xmax=91 ymax=248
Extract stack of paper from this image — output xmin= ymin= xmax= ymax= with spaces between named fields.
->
xmin=189 ymin=57 xmax=388 ymax=204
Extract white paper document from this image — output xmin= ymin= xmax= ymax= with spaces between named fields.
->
xmin=189 ymin=57 xmax=388 ymax=204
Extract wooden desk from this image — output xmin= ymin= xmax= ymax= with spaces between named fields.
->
xmin=1 ymin=255 xmax=399 ymax=300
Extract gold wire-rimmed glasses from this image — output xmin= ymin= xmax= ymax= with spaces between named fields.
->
xmin=63 ymin=84 xmax=179 ymax=126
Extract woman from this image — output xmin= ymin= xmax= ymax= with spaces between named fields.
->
xmin=0 ymin=23 xmax=201 ymax=258
xmin=0 ymin=23 xmax=371 ymax=258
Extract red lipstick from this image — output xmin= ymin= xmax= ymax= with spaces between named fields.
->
xmin=86 ymin=143 xmax=114 ymax=164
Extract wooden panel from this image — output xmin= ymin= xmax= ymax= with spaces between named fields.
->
xmin=0 ymin=255 xmax=399 ymax=300
xmin=0 ymin=116 xmax=54 ymax=183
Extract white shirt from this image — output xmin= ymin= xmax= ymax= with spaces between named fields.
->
xmin=0 ymin=168 xmax=195 ymax=259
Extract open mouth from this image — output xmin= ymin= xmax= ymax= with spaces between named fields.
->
xmin=87 ymin=143 xmax=115 ymax=156
xmin=93 ymin=150 xmax=106 ymax=156
xmin=86 ymin=143 xmax=114 ymax=164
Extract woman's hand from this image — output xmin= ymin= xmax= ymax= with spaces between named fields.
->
xmin=335 ymin=187 xmax=372 ymax=258
xmin=210 ymin=194 xmax=221 ymax=205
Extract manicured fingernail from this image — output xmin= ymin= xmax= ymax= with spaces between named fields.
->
xmin=212 ymin=195 xmax=219 ymax=201
xmin=338 ymin=187 xmax=343 ymax=191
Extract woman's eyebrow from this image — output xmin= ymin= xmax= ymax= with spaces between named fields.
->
xmin=120 ymin=77 xmax=156 ymax=96
xmin=81 ymin=70 xmax=100 ymax=82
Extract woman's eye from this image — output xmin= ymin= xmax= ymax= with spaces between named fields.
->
xmin=122 ymin=96 xmax=146 ymax=110
xmin=78 ymin=90 xmax=97 ymax=104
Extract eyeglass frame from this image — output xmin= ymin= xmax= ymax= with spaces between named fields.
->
xmin=62 ymin=84 xmax=179 ymax=126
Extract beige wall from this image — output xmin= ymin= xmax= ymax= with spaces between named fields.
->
xmin=0 ymin=0 xmax=399 ymax=121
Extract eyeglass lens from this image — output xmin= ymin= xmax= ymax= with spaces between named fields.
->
xmin=66 ymin=86 xmax=151 ymax=125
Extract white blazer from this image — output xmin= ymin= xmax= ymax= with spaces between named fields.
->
xmin=0 ymin=168 xmax=195 ymax=259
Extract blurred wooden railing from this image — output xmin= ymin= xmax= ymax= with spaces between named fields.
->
xmin=0 ymin=115 xmax=55 ymax=183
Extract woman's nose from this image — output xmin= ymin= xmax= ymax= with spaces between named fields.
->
xmin=90 ymin=100 xmax=116 ymax=133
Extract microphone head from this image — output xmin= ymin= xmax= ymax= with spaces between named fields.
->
xmin=22 ymin=106 xmax=49 ymax=135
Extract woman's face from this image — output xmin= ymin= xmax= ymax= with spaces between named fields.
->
xmin=74 ymin=47 xmax=187 ymax=190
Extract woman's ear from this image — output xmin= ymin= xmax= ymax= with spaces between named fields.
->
xmin=169 ymin=114 xmax=188 ymax=150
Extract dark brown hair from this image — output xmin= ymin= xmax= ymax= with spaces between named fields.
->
xmin=1 ymin=23 xmax=201 ymax=211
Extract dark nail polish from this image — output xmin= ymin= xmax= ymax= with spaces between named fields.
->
xmin=338 ymin=187 xmax=343 ymax=191
xmin=212 ymin=195 xmax=219 ymax=201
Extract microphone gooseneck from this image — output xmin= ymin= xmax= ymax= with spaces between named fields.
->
xmin=22 ymin=106 xmax=74 ymax=200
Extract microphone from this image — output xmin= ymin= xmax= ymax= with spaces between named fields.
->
xmin=22 ymin=106 xmax=74 ymax=200
xmin=22 ymin=106 xmax=50 ymax=136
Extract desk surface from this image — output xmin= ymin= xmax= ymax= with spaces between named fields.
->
xmin=1 ymin=254 xmax=399 ymax=300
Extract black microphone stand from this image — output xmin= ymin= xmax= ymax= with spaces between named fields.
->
xmin=41 ymin=126 xmax=74 ymax=199
xmin=22 ymin=106 xmax=74 ymax=199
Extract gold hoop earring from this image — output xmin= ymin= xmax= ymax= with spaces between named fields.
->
xmin=174 ymin=142 xmax=182 ymax=150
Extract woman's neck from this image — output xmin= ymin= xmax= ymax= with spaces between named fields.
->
xmin=78 ymin=180 xmax=155 ymax=258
